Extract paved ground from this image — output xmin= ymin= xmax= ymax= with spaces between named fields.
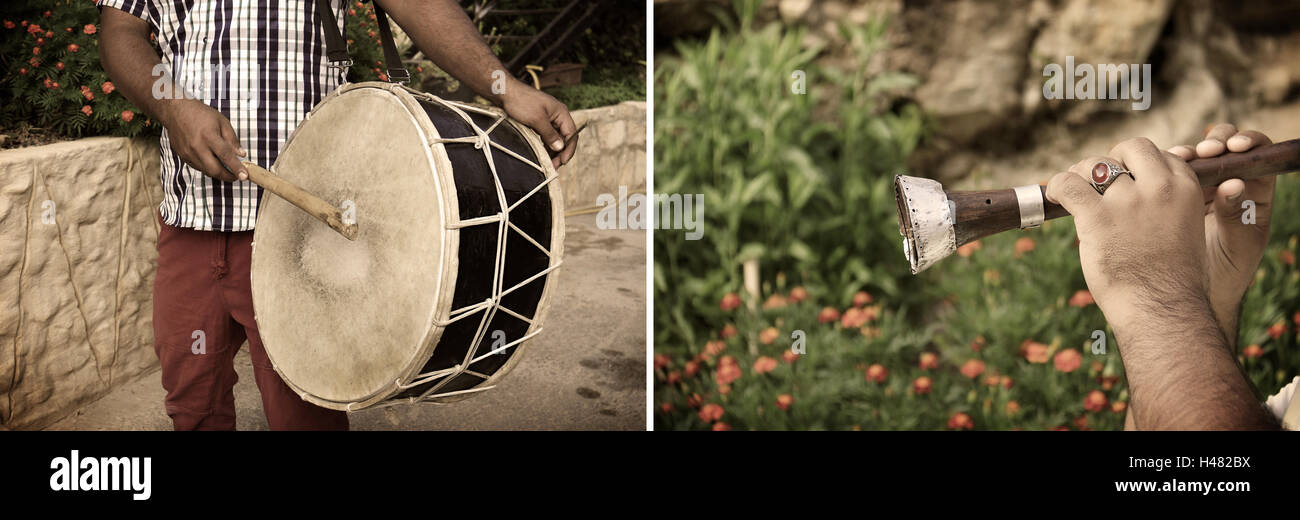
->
xmin=47 ymin=214 xmax=646 ymax=430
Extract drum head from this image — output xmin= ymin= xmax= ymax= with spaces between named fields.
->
xmin=251 ymin=86 xmax=447 ymax=407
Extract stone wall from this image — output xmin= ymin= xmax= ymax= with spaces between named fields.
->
xmin=0 ymin=101 xmax=644 ymax=429
xmin=558 ymin=101 xmax=648 ymax=211
xmin=0 ymin=137 xmax=163 ymax=430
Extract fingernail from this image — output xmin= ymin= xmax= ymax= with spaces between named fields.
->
xmin=551 ymin=140 xmax=564 ymax=151
xmin=238 ymin=172 xmax=248 ymax=181
xmin=238 ymin=147 xmax=247 ymax=156
xmin=1227 ymin=135 xmax=1251 ymax=150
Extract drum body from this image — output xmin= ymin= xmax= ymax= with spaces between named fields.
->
xmin=250 ymin=82 xmax=564 ymax=410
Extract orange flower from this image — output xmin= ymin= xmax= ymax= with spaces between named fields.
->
xmin=687 ymin=393 xmax=703 ymax=408
xmin=913 ymin=376 xmax=932 ymax=395
xmin=720 ymin=292 xmax=741 ymax=311
xmin=667 ymin=371 xmax=681 ymax=385
xmin=762 ymin=294 xmax=788 ymax=310
xmin=1000 ymin=376 xmax=1014 ymax=389
xmin=947 ymin=412 xmax=973 ymax=430
xmin=712 ymin=422 xmax=731 ymax=431
xmin=1281 ymin=249 xmax=1295 ymax=266
xmin=1242 ymin=344 xmax=1263 ymax=359
xmin=121 ymin=110 xmax=134 ymax=122
xmin=715 ymin=358 xmax=742 ymax=385
xmin=1112 ymin=401 xmax=1127 ymax=414
xmin=919 ymin=352 xmax=939 ymax=371
xmin=698 ymin=403 xmax=724 ymax=423
xmin=1054 ymin=348 xmax=1082 ymax=373
xmin=789 ymin=286 xmax=808 ymax=303
xmin=982 ymin=373 xmax=1001 ymax=387
xmin=1022 ymin=340 xmax=1049 ymax=364
xmin=1005 ymin=400 xmax=1021 ymax=415
xmin=1294 ymin=311 xmax=1300 ymax=326
xmin=960 ymin=359 xmax=985 ymax=379
xmin=83 ymin=24 xmax=96 ymax=35
xmin=852 ymin=291 xmax=873 ymax=307
xmin=1014 ymin=237 xmax=1036 ymax=257
xmin=653 ymin=353 xmax=670 ymax=370
xmin=970 ymin=335 xmax=986 ymax=352
xmin=840 ymin=307 xmax=868 ymax=328
xmin=704 ymin=340 xmax=726 ymax=357
xmin=759 ymin=327 xmax=780 ymax=345
xmin=1099 ymin=375 xmax=1119 ymax=391
xmin=659 ymin=402 xmax=673 ymax=414
xmin=781 ymin=350 xmax=800 ymax=364
xmin=865 ymin=364 xmax=888 ymax=384
xmin=776 ymin=394 xmax=794 ymax=412
xmin=1267 ymin=321 xmax=1285 ymax=340
xmin=956 ymin=240 xmax=982 ymax=258
xmin=720 ymin=324 xmax=737 ymax=340
xmin=67 ymin=43 xmax=79 ymax=52
xmin=1073 ymin=415 xmax=1090 ymax=430
xmin=101 ymin=81 xmax=115 ymax=94
xmin=818 ymin=306 xmax=840 ymax=324
xmin=753 ymin=356 xmax=778 ymax=375
xmin=80 ymin=105 xmax=92 ymax=116
xmin=1084 ymin=390 xmax=1108 ymax=413
xmin=1068 ymin=289 xmax=1094 ymax=307
xmin=684 ymin=360 xmax=700 ymax=378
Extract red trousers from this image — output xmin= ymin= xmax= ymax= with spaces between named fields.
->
xmin=152 ymin=217 xmax=348 ymax=430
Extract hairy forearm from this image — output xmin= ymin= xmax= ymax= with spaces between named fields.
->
xmin=98 ymin=8 xmax=189 ymax=127
xmin=375 ymin=0 xmax=523 ymax=104
xmin=1114 ymin=296 xmax=1277 ymax=430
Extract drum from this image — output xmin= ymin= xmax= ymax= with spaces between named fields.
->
xmin=249 ymin=81 xmax=564 ymax=410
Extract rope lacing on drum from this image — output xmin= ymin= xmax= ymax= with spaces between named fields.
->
xmin=392 ymin=93 xmax=563 ymax=403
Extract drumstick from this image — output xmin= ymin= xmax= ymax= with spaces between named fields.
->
xmin=241 ymin=161 xmax=359 ymax=241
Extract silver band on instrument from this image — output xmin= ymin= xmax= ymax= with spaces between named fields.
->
xmin=1013 ymin=184 xmax=1045 ymax=229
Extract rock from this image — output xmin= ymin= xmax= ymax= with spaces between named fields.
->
xmin=556 ymin=101 xmax=647 ymax=211
xmin=0 ymin=137 xmax=163 ymax=430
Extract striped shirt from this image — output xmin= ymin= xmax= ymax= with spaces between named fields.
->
xmin=99 ymin=0 xmax=348 ymax=231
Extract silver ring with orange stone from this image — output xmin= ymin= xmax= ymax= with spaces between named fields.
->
xmin=1089 ymin=160 xmax=1134 ymax=195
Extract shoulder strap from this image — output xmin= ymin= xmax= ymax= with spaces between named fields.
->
xmin=313 ymin=0 xmax=410 ymax=84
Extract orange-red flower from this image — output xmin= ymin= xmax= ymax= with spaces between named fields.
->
xmin=121 ymin=110 xmax=135 ymax=123
xmin=789 ymin=286 xmax=808 ymax=303
xmin=840 ymin=307 xmax=868 ymax=328
xmin=1099 ymin=375 xmax=1119 ymax=391
xmin=666 ymin=371 xmax=681 ymax=385
xmin=660 ymin=402 xmax=673 ymax=414
xmin=1073 ymin=415 xmax=1090 ymax=430
xmin=817 ymin=306 xmax=840 ymax=324
xmin=762 ymin=294 xmax=788 ymax=310
xmin=752 ymin=356 xmax=778 ymax=375
xmin=1112 ymin=401 xmax=1127 ymax=414
xmin=698 ymin=403 xmax=724 ymax=423
xmin=1021 ymin=340 xmax=1049 ymax=363
xmin=1068 ymin=289 xmax=1094 ymax=307
xmin=913 ymin=376 xmax=932 ymax=395
xmin=852 ymin=291 xmax=873 ymax=307
xmin=80 ymin=105 xmax=92 ymax=116
xmin=919 ymin=352 xmax=939 ymax=371
xmin=1281 ymin=249 xmax=1295 ymax=266
xmin=865 ymin=364 xmax=888 ymax=384
xmin=1084 ymin=390 xmax=1108 ymax=413
xmin=1267 ymin=321 xmax=1285 ymax=340
xmin=956 ymin=240 xmax=982 ymax=258
xmin=759 ymin=327 xmax=779 ymax=345
xmin=720 ymin=323 xmax=737 ymax=340
xmin=782 ymin=350 xmax=800 ymax=364
xmin=720 ymin=292 xmax=742 ymax=311
xmin=653 ymin=353 xmax=670 ymax=370
xmin=776 ymin=394 xmax=794 ymax=412
xmin=715 ymin=356 xmax=742 ymax=385
xmin=1294 ymin=311 xmax=1300 ymax=326
xmin=947 ymin=412 xmax=973 ymax=430
xmin=83 ymin=24 xmax=96 ymax=35
xmin=1005 ymin=400 xmax=1021 ymax=415
xmin=704 ymin=340 xmax=726 ymax=357
xmin=1054 ymin=348 xmax=1082 ymax=373
xmin=1014 ymin=237 xmax=1036 ymax=257
xmin=960 ymin=359 xmax=985 ymax=379
xmin=101 ymin=81 xmax=115 ymax=94
xmin=684 ymin=360 xmax=700 ymax=378
xmin=1242 ymin=344 xmax=1263 ymax=359
xmin=970 ymin=335 xmax=986 ymax=352
xmin=67 ymin=43 xmax=79 ymax=52
xmin=1000 ymin=376 xmax=1014 ymax=389
xmin=687 ymin=393 xmax=703 ymax=408
xmin=712 ymin=422 xmax=731 ymax=431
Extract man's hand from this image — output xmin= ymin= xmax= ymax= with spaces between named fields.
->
xmin=159 ymin=99 xmax=248 ymax=182
xmin=500 ymin=81 xmax=579 ymax=168
xmin=1045 ymin=137 xmax=1278 ymax=429
xmin=1167 ymin=124 xmax=1275 ymax=348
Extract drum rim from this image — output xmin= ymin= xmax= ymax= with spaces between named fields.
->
xmin=252 ymin=81 xmax=566 ymax=410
